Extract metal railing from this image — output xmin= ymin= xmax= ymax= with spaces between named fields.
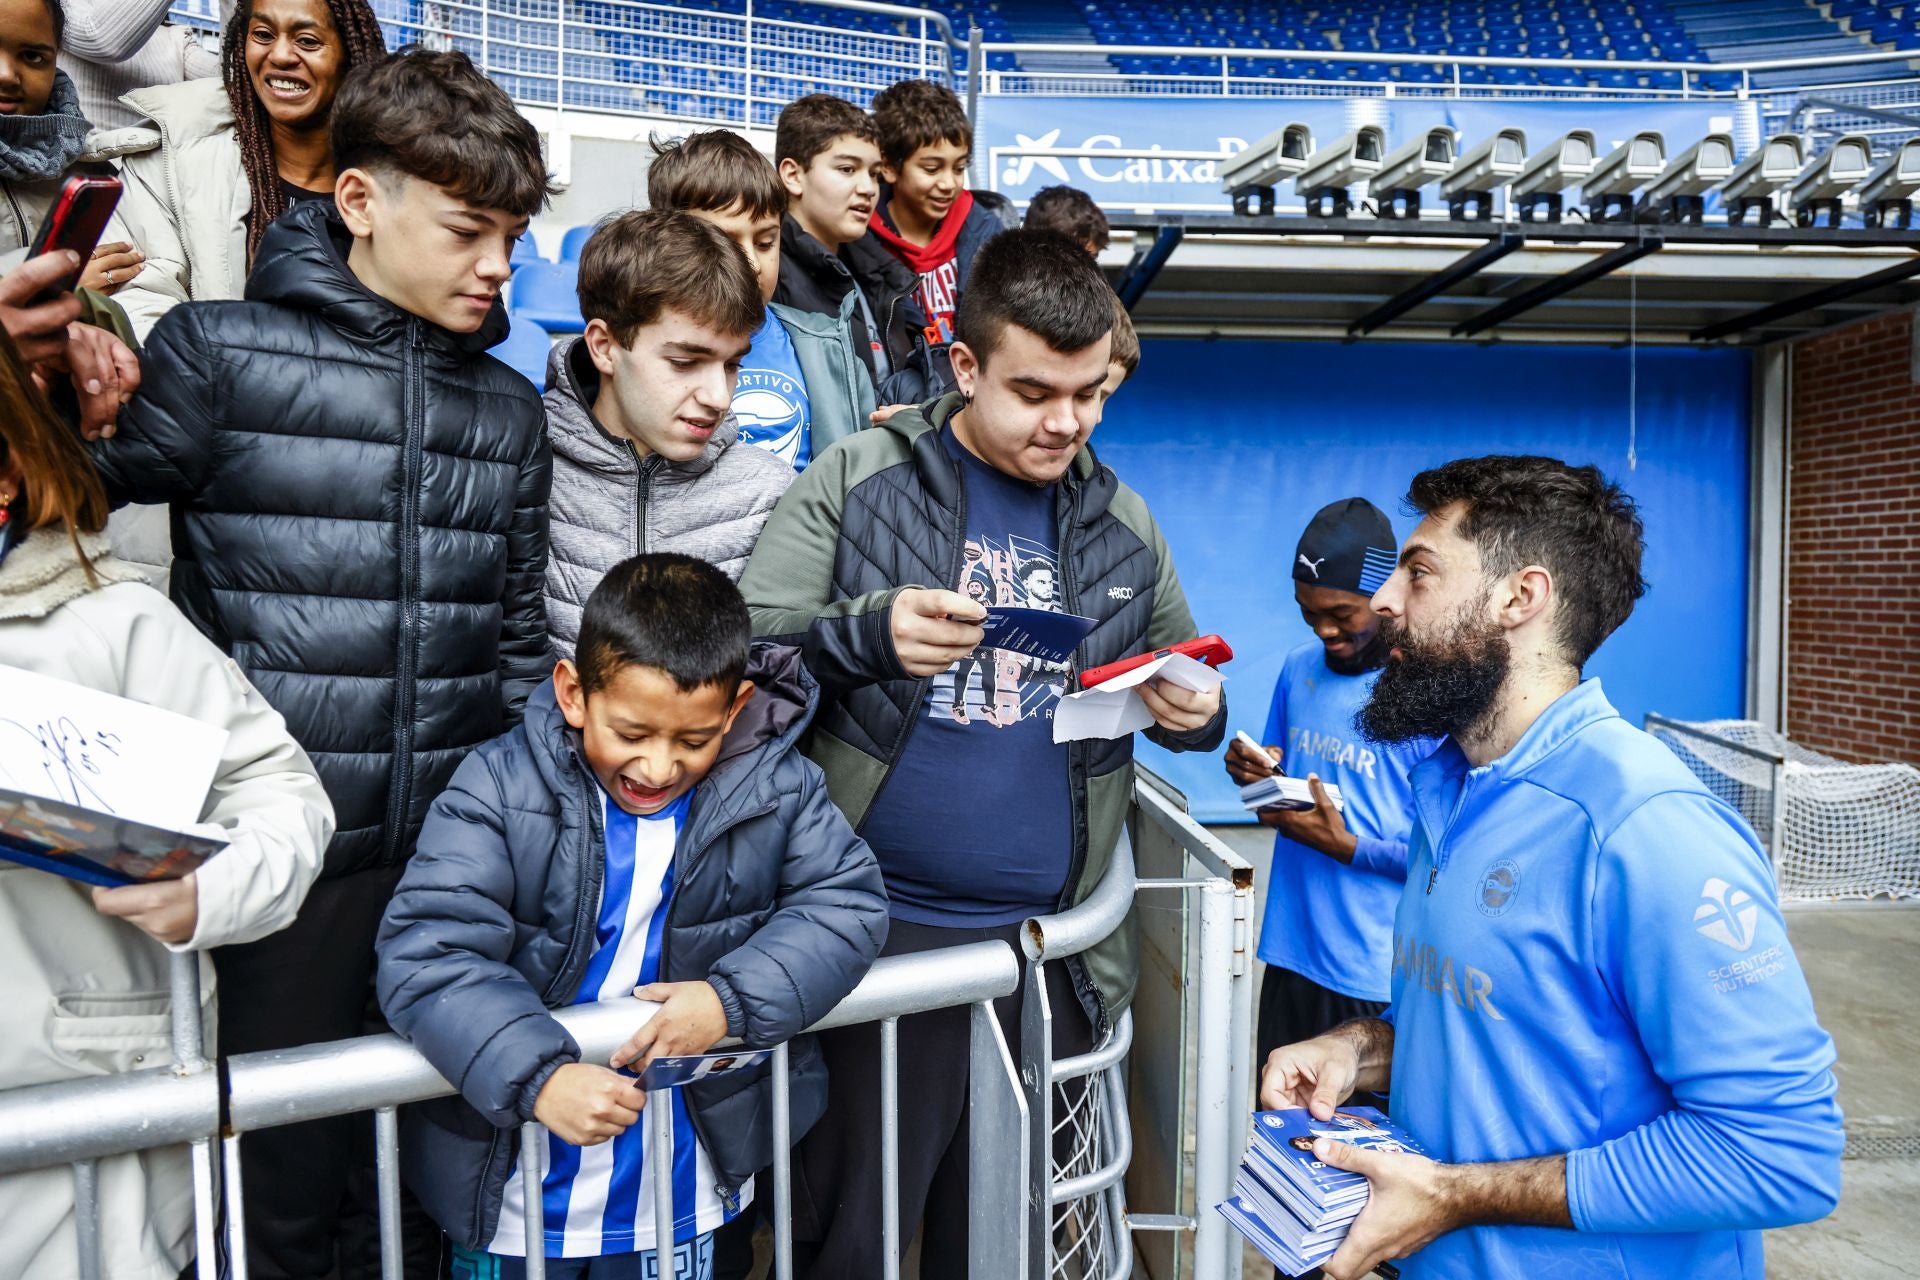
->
xmin=168 ymin=0 xmax=957 ymax=127
xmin=0 ymin=774 xmax=1256 ymax=1280
xmin=164 ymin=0 xmax=1920 ymax=151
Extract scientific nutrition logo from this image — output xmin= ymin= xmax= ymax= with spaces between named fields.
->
xmin=1693 ymin=877 xmax=1759 ymax=952
xmin=1476 ymin=858 xmax=1521 ymax=916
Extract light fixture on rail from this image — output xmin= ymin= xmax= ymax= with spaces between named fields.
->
xmin=1293 ymin=125 xmax=1385 ymax=218
xmin=1440 ymin=127 xmax=1527 ymax=221
xmin=1856 ymin=138 xmax=1920 ymax=228
xmin=1786 ymin=134 xmax=1872 ymax=228
xmin=1511 ymin=130 xmax=1597 ymax=222
xmin=1637 ymin=133 xmax=1735 ymax=224
xmin=1719 ymin=133 xmax=1807 ymax=227
xmin=1582 ymin=131 xmax=1666 ymax=223
xmin=1220 ymin=122 xmax=1314 ymax=216
xmin=1369 ymin=126 xmax=1457 ymax=220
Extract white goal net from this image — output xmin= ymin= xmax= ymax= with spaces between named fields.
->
xmin=1648 ymin=718 xmax=1920 ymax=904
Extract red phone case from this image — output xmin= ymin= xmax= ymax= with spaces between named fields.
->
xmin=26 ymin=174 xmax=123 ymax=299
xmin=1078 ymin=634 xmax=1233 ymax=689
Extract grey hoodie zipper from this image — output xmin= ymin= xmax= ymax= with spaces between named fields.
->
xmin=3 ymin=183 xmax=25 ymax=247
xmin=630 ymin=448 xmax=663 ymax=555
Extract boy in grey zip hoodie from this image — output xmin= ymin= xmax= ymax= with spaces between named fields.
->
xmin=543 ymin=208 xmax=795 ymax=655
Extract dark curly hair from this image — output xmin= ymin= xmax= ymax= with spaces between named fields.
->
xmin=1406 ymin=455 xmax=1648 ymax=668
xmin=222 ymin=0 xmax=388 ymax=266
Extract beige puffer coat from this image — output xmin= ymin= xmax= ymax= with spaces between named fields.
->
xmin=0 ymin=528 xmax=333 ymax=1280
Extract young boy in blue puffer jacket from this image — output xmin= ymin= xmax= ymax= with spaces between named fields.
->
xmin=375 ymin=553 xmax=887 ymax=1279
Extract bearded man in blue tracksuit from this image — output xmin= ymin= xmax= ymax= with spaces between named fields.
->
xmin=1260 ymin=455 xmax=1841 ymax=1280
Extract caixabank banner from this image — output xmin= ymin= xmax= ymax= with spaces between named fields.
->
xmin=976 ymin=94 xmax=1762 ymax=212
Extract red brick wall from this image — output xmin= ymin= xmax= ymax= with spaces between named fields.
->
xmin=1786 ymin=310 xmax=1920 ymax=766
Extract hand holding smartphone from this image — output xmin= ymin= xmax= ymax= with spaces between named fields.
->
xmin=25 ymin=174 xmax=123 ymax=304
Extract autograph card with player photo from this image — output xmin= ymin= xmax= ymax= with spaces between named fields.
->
xmin=977 ymin=606 xmax=1097 ymax=665
xmin=638 ymin=1049 xmax=773 ymax=1091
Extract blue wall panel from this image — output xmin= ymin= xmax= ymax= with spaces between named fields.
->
xmin=1093 ymin=339 xmax=1753 ymax=822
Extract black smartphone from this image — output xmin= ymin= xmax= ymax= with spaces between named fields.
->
xmin=25 ymin=173 xmax=123 ymax=302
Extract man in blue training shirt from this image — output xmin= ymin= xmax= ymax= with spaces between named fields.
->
xmin=1261 ymin=456 xmax=1841 ymax=1280
xmin=1225 ymin=499 xmax=1437 ymax=1114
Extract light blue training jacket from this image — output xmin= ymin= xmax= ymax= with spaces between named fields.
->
xmin=1384 ymin=679 xmax=1842 ymax=1279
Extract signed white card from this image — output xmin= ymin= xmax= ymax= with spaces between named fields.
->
xmin=1052 ymin=651 xmax=1226 ymax=744
xmin=0 ymin=666 xmax=228 ymax=830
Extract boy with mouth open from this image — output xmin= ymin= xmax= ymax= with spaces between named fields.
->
xmin=378 ymin=553 xmax=887 ymax=1280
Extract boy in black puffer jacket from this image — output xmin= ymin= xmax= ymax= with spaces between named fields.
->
xmin=376 ymin=554 xmax=887 ymax=1276
xmin=85 ymin=49 xmax=556 ymax=1277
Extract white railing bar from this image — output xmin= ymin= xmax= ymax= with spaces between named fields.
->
xmin=223 ymin=1135 xmax=251 ymax=1280
xmin=1050 ymin=1064 xmax=1133 ymax=1206
xmin=771 ymin=1040 xmax=794 ymax=1280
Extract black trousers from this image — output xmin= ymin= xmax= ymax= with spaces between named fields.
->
xmin=1254 ymin=965 xmax=1390 ymax=1280
xmin=790 ymin=918 xmax=1094 ymax=1280
xmin=213 ymin=864 xmax=442 ymax=1279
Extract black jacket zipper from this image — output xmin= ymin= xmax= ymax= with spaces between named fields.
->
xmin=382 ymin=322 xmax=426 ymax=865
xmin=1051 ymin=478 xmax=1110 ymax=1038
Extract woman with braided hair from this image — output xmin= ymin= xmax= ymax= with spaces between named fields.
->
xmin=98 ymin=0 xmax=385 ymax=339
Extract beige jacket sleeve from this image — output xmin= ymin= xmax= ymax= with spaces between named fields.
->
xmin=81 ymin=585 xmax=334 ymax=948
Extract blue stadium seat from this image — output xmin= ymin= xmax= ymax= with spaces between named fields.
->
xmin=510 ymin=236 xmax=545 ymax=274
xmin=559 ymin=225 xmax=595 ymax=262
xmin=494 ymin=315 xmax=555 ymax=388
xmin=510 ymin=261 xmax=584 ymax=334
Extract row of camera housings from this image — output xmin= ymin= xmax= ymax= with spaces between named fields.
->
xmin=1220 ymin=122 xmax=1920 ymax=227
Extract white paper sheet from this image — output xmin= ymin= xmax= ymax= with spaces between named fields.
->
xmin=0 ymin=666 xmax=229 ymax=830
xmin=1053 ymin=652 xmax=1226 ymax=744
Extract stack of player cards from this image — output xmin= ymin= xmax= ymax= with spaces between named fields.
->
xmin=1216 ymin=1106 xmax=1424 ymax=1276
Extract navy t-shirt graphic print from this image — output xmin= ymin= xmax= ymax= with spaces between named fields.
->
xmin=859 ymin=429 xmax=1077 ymax=926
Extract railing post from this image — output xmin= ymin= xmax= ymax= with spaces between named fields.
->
xmin=649 ymin=1085 xmax=675 ymax=1271
xmin=968 ymin=998 xmax=1029 ymax=1278
xmin=481 ymin=0 xmax=490 ymax=76
xmin=374 ymin=1107 xmax=403 ymax=1280
xmin=744 ymin=0 xmax=754 ymax=128
xmin=1192 ymin=880 xmax=1234 ymax=1279
xmin=1769 ymin=757 xmax=1789 ymax=884
xmin=772 ymin=1041 xmax=794 ymax=1280
xmin=967 ymin=23 xmax=983 ymax=188
xmin=71 ymin=1159 xmax=102 ymax=1280
xmin=1020 ymin=961 xmax=1054 ymax=1279
xmin=169 ymin=952 xmax=206 ymax=1074
xmin=880 ymin=1017 xmax=902 ymax=1280
xmin=519 ymin=1122 xmax=547 ymax=1280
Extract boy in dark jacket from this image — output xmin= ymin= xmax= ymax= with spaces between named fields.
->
xmin=772 ymin=93 xmax=934 ymax=405
xmin=85 ymin=48 xmax=555 ymax=1278
xmin=867 ymin=78 xmax=1019 ymax=349
xmin=377 ymin=554 xmax=888 ymax=1277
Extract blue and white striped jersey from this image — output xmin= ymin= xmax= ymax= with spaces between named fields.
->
xmin=488 ymin=790 xmax=746 ymax=1258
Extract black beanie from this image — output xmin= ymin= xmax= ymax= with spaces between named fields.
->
xmin=1292 ymin=498 xmax=1397 ymax=596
